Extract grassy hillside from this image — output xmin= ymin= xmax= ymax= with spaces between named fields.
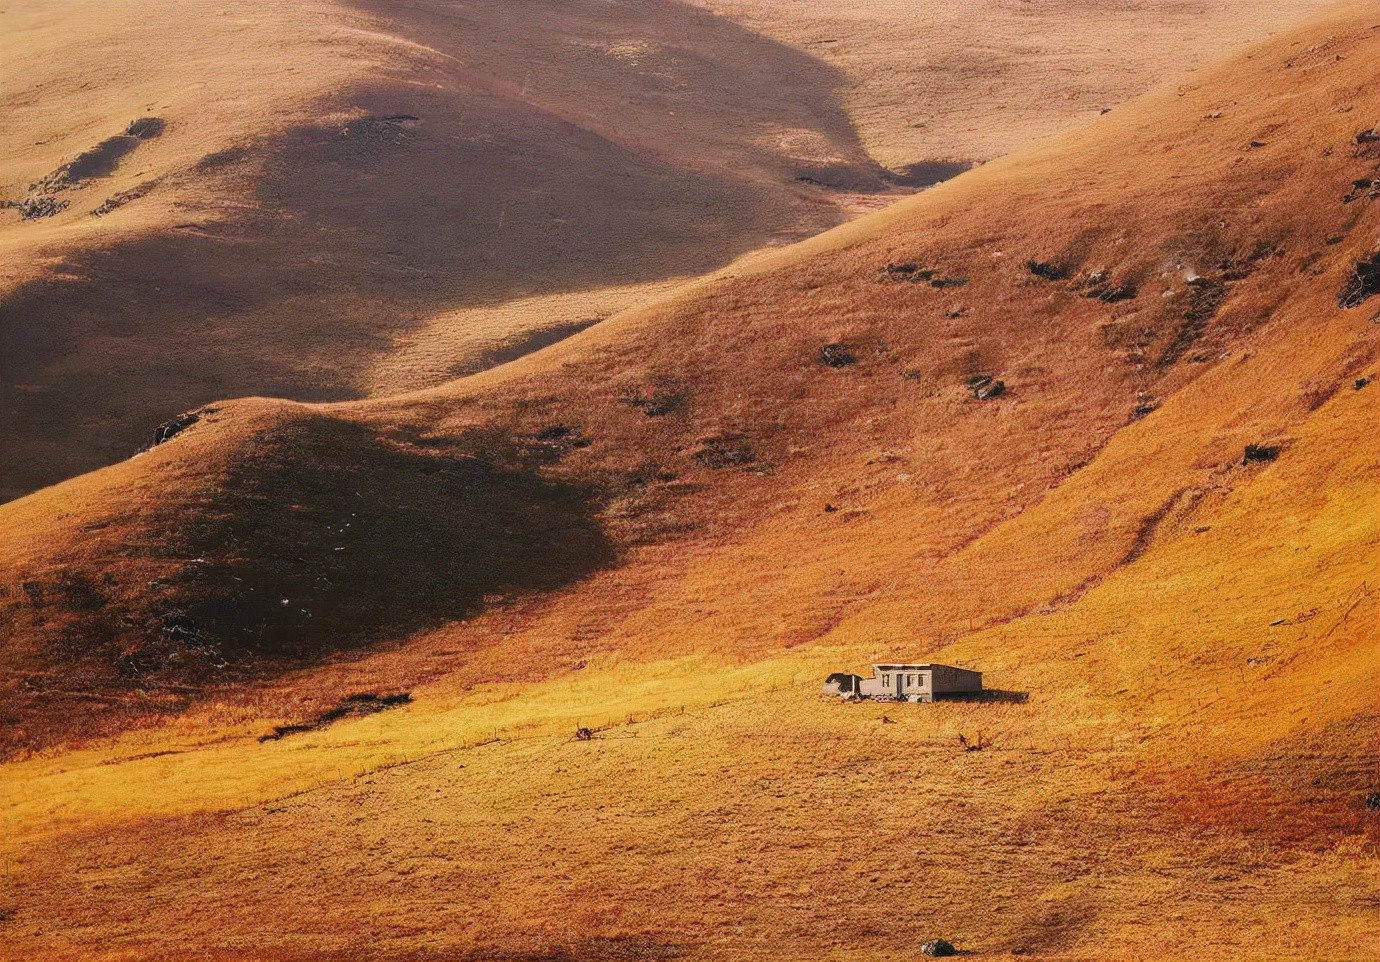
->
xmin=689 ymin=0 xmax=1338 ymax=166
xmin=0 ymin=0 xmax=879 ymax=500
xmin=0 ymin=2 xmax=1377 ymax=960
xmin=0 ymin=0 xmax=1337 ymax=500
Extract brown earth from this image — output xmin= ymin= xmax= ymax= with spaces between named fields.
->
xmin=0 ymin=3 xmax=1377 ymax=961
xmin=0 ymin=0 xmax=1337 ymax=500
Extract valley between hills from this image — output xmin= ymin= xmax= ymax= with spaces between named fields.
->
xmin=0 ymin=1 xmax=1377 ymax=960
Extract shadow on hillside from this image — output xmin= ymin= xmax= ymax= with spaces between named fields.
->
xmin=939 ymin=689 xmax=1030 ymax=704
xmin=153 ymin=416 xmax=615 ymax=663
xmin=0 ymin=413 xmax=616 ymax=756
xmin=0 ymin=0 xmax=880 ymax=501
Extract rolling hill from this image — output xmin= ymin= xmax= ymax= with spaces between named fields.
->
xmin=0 ymin=1 xmax=1377 ymax=960
xmin=0 ymin=0 xmax=1338 ymax=501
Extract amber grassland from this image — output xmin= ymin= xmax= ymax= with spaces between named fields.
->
xmin=0 ymin=0 xmax=1337 ymax=500
xmin=1 ymin=1 xmax=1379 ymax=961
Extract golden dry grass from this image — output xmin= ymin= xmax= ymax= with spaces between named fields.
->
xmin=0 ymin=0 xmax=1339 ymax=500
xmin=690 ymin=0 xmax=1339 ymax=167
xmin=1 ymin=2 xmax=1378 ymax=960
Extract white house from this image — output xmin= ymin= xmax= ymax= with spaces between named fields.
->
xmin=822 ymin=663 xmax=982 ymax=702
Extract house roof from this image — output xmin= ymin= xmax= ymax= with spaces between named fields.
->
xmin=872 ymin=663 xmax=978 ymax=672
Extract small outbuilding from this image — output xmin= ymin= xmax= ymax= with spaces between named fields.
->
xmin=826 ymin=663 xmax=982 ymax=702
xmin=820 ymin=672 xmax=866 ymax=698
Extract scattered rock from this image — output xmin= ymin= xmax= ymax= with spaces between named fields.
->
xmin=880 ymin=263 xmax=967 ymax=288
xmin=1086 ymin=282 xmax=1138 ymax=303
xmin=967 ymin=374 xmax=1006 ymax=400
xmin=920 ymin=939 xmax=958 ymax=957
xmin=1133 ymin=398 xmax=1160 ymax=418
xmin=819 ymin=344 xmax=857 ymax=368
xmin=1366 ymin=792 xmax=1380 ymax=810
xmin=92 ymin=179 xmax=158 ymax=217
xmin=10 ymin=123 xmax=161 ymax=221
xmin=902 ymin=368 xmax=923 ymax=381
xmin=153 ymin=411 xmax=200 ymax=445
xmin=1027 ymin=260 xmax=1069 ymax=281
xmin=1343 ymin=177 xmax=1379 ymax=203
xmin=1337 ymin=251 xmax=1380 ymax=309
xmin=15 ymin=195 xmax=68 ymax=220
xmin=1356 ymin=376 xmax=1371 ymax=390
xmin=1243 ymin=443 xmax=1281 ymax=464
xmin=1355 ymin=129 xmax=1380 ymax=159
xmin=125 ymin=117 xmax=166 ymax=140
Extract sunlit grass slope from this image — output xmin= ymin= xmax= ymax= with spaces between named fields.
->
xmin=2 ymin=377 xmax=1376 ymax=958
xmin=0 ymin=2 xmax=1377 ymax=959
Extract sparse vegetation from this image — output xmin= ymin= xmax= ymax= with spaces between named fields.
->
xmin=0 ymin=4 xmax=1375 ymax=962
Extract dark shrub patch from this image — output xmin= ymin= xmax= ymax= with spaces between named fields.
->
xmin=125 ymin=117 xmax=166 ymax=139
xmin=1086 ymin=283 xmax=1138 ymax=303
xmin=1337 ymin=252 xmax=1380 ymax=309
xmin=260 ymin=692 xmax=413 ymax=742
xmin=693 ymin=434 xmax=755 ymax=469
xmin=623 ymin=381 xmax=690 ymax=416
xmin=1027 ymin=260 xmax=1069 ymax=281
xmin=819 ymin=344 xmax=857 ymax=367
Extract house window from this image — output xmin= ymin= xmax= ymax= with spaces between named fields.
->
xmin=882 ymin=674 xmax=890 ymax=686
xmin=907 ymin=674 xmax=915 ymax=686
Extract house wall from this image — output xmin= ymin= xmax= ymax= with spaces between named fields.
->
xmin=838 ymin=664 xmax=984 ymax=700
xmin=872 ymin=668 xmax=935 ymax=701
xmin=931 ymin=666 xmax=983 ymax=694
xmin=858 ymin=677 xmax=887 ymax=699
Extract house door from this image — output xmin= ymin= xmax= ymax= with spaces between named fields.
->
xmin=896 ymin=673 xmax=904 ymax=698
